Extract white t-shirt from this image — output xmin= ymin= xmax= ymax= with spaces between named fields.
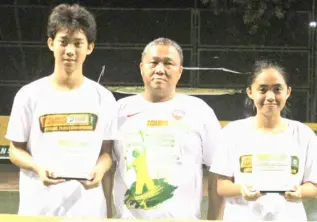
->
xmin=210 ymin=117 xmax=317 ymax=221
xmin=5 ymin=76 xmax=117 ymax=218
xmin=113 ymin=94 xmax=221 ymax=219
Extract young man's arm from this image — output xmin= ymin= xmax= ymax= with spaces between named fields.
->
xmin=207 ymin=171 xmax=224 ymax=220
xmin=9 ymin=141 xmax=65 ymax=185
xmin=6 ymin=86 xmax=65 ymax=186
xmin=10 ymin=141 xmax=36 ymax=172
xmin=80 ymin=140 xmax=113 ymax=190
xmin=97 ymin=92 xmax=118 ymax=217
xmin=102 ymin=160 xmax=116 ymax=218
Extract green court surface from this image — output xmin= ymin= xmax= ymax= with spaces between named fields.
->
xmin=0 ymin=191 xmax=19 ymax=214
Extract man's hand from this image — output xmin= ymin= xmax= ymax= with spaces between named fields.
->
xmin=35 ymin=166 xmax=65 ymax=186
xmin=241 ymin=184 xmax=262 ymax=201
xmin=80 ymin=166 xmax=105 ymax=190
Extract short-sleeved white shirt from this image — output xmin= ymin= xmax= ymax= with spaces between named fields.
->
xmin=210 ymin=117 xmax=317 ymax=221
xmin=6 ymin=76 xmax=117 ymax=218
xmin=113 ymin=94 xmax=221 ymax=219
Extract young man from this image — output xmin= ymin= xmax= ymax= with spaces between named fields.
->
xmin=6 ymin=4 xmax=116 ymax=218
xmin=109 ymin=37 xmax=223 ymax=219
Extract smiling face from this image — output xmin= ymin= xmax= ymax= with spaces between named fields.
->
xmin=140 ymin=44 xmax=183 ymax=102
xmin=247 ymin=67 xmax=291 ymax=118
xmin=47 ymin=28 xmax=94 ymax=76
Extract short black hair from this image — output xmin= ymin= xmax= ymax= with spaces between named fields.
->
xmin=47 ymin=4 xmax=97 ymax=44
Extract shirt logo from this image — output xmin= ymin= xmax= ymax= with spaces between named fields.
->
xmin=126 ymin=112 xmax=141 ymax=118
xmin=39 ymin=113 xmax=98 ymax=133
xmin=172 ymin=109 xmax=185 ymax=120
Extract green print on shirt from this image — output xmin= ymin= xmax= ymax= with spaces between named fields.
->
xmin=124 ymin=130 xmax=178 ymax=210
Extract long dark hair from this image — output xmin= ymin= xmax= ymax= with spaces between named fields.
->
xmin=244 ymin=60 xmax=292 ymax=118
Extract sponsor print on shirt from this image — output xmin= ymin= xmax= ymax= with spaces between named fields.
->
xmin=39 ymin=113 xmax=98 ymax=133
xmin=123 ymin=120 xmax=184 ymax=210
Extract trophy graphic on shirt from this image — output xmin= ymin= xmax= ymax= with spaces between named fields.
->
xmin=124 ymin=130 xmax=177 ymax=209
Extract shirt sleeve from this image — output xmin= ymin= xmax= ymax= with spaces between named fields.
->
xmin=102 ymin=92 xmax=118 ymax=141
xmin=302 ymin=129 xmax=317 ymax=184
xmin=209 ymin=124 xmax=235 ymax=177
xmin=5 ymin=86 xmax=32 ymax=143
xmin=200 ymin=102 xmax=222 ymax=167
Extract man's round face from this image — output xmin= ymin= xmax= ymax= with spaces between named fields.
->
xmin=140 ymin=44 xmax=183 ymax=98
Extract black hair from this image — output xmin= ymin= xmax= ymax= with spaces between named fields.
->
xmin=47 ymin=4 xmax=97 ymax=44
xmin=244 ymin=60 xmax=292 ymax=118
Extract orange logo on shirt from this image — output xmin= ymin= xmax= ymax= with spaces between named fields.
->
xmin=172 ymin=109 xmax=185 ymax=120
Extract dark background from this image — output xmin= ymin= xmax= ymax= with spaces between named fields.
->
xmin=0 ymin=0 xmax=316 ymax=122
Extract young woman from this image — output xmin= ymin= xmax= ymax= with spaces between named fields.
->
xmin=210 ymin=60 xmax=317 ymax=221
